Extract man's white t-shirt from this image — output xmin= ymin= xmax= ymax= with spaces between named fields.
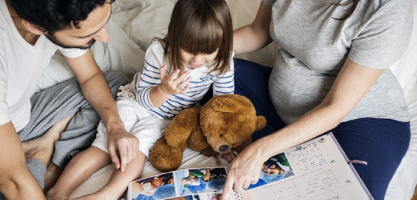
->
xmin=0 ymin=0 xmax=87 ymax=131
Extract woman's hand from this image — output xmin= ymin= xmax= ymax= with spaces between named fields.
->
xmin=221 ymin=144 xmax=266 ymax=199
xmin=159 ymin=65 xmax=191 ymax=95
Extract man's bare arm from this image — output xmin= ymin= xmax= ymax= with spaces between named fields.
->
xmin=0 ymin=122 xmax=45 ymax=200
xmin=64 ymin=50 xmax=138 ymax=172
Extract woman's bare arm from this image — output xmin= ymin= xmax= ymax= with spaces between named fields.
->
xmin=233 ymin=2 xmax=273 ymax=55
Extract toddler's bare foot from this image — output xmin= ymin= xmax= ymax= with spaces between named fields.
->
xmin=23 ymin=114 xmax=74 ymax=166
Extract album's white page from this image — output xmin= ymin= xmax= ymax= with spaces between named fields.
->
xmin=236 ymin=133 xmax=373 ymax=200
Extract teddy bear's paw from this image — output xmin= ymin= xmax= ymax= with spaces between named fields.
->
xmin=149 ymin=138 xmax=184 ymax=172
xmin=200 ymin=147 xmax=217 ymax=157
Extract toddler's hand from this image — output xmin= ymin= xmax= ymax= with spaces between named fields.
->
xmin=216 ymin=151 xmax=238 ymax=165
xmin=159 ymin=65 xmax=191 ymax=95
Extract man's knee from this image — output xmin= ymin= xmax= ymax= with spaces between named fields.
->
xmin=0 ymin=177 xmax=18 ymax=199
xmin=0 ymin=164 xmax=35 ymax=194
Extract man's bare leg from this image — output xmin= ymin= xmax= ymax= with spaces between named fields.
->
xmin=22 ymin=115 xmax=74 ymax=188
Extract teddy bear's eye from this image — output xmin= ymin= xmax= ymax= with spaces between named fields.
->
xmin=220 ymin=134 xmax=224 ymax=137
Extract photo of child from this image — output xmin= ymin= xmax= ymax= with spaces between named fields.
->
xmin=155 ymin=193 xmax=220 ymax=200
xmin=174 ymin=168 xmax=227 ymax=196
xmin=263 ymin=153 xmax=294 ymax=182
xmin=130 ymin=172 xmax=176 ymax=200
xmin=248 ymin=153 xmax=295 ymax=189
xmin=165 ymin=196 xmax=191 ymax=200
xmin=248 ymin=152 xmax=295 ymax=190
xmin=191 ymin=193 xmax=221 ymax=200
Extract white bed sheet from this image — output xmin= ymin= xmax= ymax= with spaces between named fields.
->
xmin=65 ymin=0 xmax=417 ymax=199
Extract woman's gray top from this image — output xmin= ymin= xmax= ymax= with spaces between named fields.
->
xmin=262 ymin=0 xmax=413 ymax=124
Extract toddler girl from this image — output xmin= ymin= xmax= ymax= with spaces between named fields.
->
xmin=47 ymin=0 xmax=234 ymax=199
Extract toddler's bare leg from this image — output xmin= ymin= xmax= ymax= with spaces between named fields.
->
xmin=73 ymin=151 xmax=146 ymax=200
xmin=46 ymin=146 xmax=111 ymax=200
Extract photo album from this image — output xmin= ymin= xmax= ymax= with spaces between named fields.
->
xmin=126 ymin=133 xmax=374 ymax=200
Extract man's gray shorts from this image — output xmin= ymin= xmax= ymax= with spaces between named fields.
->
xmin=0 ymin=71 xmax=127 ymax=199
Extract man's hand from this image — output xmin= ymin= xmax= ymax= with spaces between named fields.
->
xmin=106 ymin=125 xmax=139 ymax=172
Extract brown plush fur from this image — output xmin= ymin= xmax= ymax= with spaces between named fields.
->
xmin=149 ymin=94 xmax=266 ymax=172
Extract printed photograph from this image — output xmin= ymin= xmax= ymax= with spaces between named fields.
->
xmin=130 ymin=172 xmax=176 ymax=200
xmin=191 ymin=193 xmax=221 ymax=200
xmin=174 ymin=168 xmax=227 ymax=196
xmin=162 ymin=194 xmax=219 ymax=200
xmin=248 ymin=152 xmax=295 ymax=190
xmin=164 ymin=196 xmax=192 ymax=200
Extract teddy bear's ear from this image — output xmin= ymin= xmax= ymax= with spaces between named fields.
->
xmin=210 ymin=98 xmax=236 ymax=113
xmin=209 ymin=95 xmax=252 ymax=113
xmin=255 ymin=115 xmax=267 ymax=131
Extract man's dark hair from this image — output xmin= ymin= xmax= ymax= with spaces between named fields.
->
xmin=10 ymin=0 xmax=108 ymax=34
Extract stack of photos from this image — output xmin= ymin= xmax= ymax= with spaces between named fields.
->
xmin=129 ymin=167 xmax=227 ymax=200
xmin=128 ymin=153 xmax=294 ymax=200
xmin=165 ymin=193 xmax=221 ymax=200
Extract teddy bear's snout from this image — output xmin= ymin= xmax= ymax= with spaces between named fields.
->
xmin=219 ymin=145 xmax=230 ymax=152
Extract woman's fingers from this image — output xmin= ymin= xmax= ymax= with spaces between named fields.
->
xmin=220 ymin=144 xmax=265 ymax=198
xmin=221 ymin=175 xmax=234 ymax=199
xmin=242 ymin=181 xmax=251 ymax=191
xmin=234 ymin=178 xmax=245 ymax=193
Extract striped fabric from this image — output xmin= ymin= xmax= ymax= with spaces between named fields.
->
xmin=132 ymin=41 xmax=235 ymax=119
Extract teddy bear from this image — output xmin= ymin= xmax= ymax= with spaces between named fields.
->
xmin=149 ymin=94 xmax=267 ymax=172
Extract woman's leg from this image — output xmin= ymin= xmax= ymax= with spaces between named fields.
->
xmin=331 ymin=118 xmax=410 ymax=200
xmin=73 ymin=151 xmax=146 ymax=200
xmin=234 ymin=59 xmax=286 ymax=141
xmin=46 ymin=147 xmax=111 ymax=200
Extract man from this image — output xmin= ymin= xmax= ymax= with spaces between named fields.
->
xmin=0 ymin=0 xmax=139 ymax=199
